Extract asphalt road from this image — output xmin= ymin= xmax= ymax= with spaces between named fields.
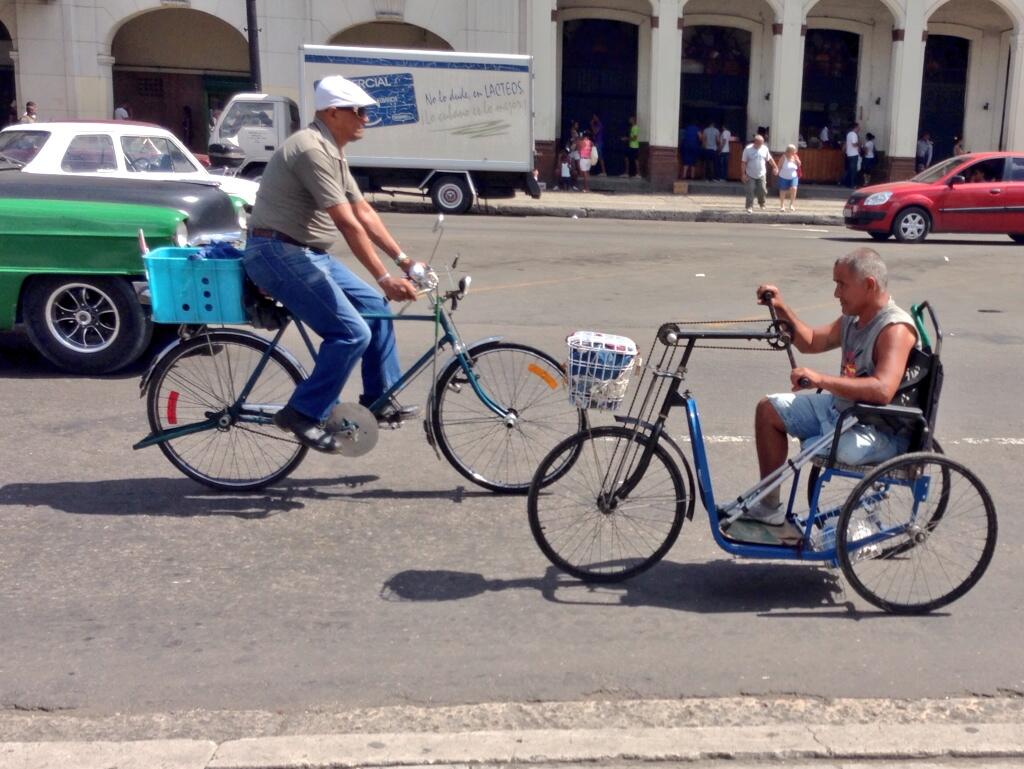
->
xmin=1 ymin=216 xmax=1021 ymax=718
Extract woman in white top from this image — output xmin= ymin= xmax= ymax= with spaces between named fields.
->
xmin=777 ymin=144 xmax=802 ymax=212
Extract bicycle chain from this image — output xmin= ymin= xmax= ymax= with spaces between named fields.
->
xmin=663 ymin=318 xmax=791 ymax=352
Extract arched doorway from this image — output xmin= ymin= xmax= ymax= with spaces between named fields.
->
xmin=919 ymin=35 xmax=969 ymax=162
xmin=0 ymin=22 xmax=14 ymax=128
xmin=111 ymin=9 xmax=251 ymax=150
xmin=680 ymin=26 xmax=751 ymax=144
xmin=561 ymin=19 xmax=639 ymax=177
xmin=328 ymin=22 xmax=453 ymax=50
xmin=800 ymin=29 xmax=860 ymax=146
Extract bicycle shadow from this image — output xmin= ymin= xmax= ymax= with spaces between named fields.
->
xmin=0 ymin=475 xmax=489 ymax=519
xmin=381 ymin=560 xmax=862 ymax=615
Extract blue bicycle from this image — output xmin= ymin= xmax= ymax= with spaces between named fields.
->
xmin=527 ymin=301 xmax=997 ymax=614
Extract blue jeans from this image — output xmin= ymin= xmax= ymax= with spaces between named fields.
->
xmin=717 ymin=152 xmax=729 ymax=181
xmin=243 ymin=237 xmax=401 ymax=421
xmin=843 ymin=155 xmax=859 ymax=187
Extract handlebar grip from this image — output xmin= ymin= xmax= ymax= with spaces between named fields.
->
xmin=761 ymin=289 xmax=775 ymax=301
xmin=797 ymin=376 xmax=811 ymax=388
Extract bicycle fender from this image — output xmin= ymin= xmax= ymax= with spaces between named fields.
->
xmin=138 ymin=328 xmax=307 ymax=397
xmin=614 ymin=416 xmax=697 ymax=520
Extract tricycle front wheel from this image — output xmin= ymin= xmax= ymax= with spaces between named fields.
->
xmin=528 ymin=425 xmax=688 ymax=582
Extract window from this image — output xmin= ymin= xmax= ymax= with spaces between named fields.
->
xmin=60 ymin=134 xmax=117 ymax=172
xmin=1008 ymin=157 xmax=1024 ymax=182
xmin=121 ymin=135 xmax=198 ymax=173
xmin=289 ymin=102 xmax=300 ymax=134
xmin=219 ymin=101 xmax=275 ymax=138
xmin=961 ymin=158 xmax=1005 ymax=184
xmin=0 ymin=130 xmax=49 ymax=164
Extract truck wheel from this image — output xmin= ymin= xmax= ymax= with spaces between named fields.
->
xmin=430 ymin=175 xmax=473 ymax=214
xmin=22 ymin=275 xmax=152 ymax=374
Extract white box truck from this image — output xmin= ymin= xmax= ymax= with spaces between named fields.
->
xmin=208 ymin=44 xmax=541 ymax=214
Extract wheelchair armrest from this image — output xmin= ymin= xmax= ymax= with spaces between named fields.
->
xmin=823 ymin=403 xmax=927 ymax=468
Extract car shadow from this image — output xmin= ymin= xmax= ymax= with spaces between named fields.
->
xmin=822 ymin=235 xmax=1021 ymax=246
xmin=0 ymin=330 xmax=158 ymax=380
xmin=381 ymin=561 xmax=877 ymax=616
xmin=0 ymin=475 xmax=491 ymax=519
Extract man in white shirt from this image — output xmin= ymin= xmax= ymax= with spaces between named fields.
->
xmin=843 ymin=122 xmax=860 ymax=187
xmin=113 ymin=102 xmax=130 ymax=120
xmin=717 ymin=125 xmax=732 ymax=181
xmin=741 ymin=134 xmax=779 ymax=213
xmin=819 ymin=125 xmax=831 ymax=146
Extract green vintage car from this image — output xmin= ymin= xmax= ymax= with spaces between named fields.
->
xmin=0 ymin=169 xmax=243 ymax=373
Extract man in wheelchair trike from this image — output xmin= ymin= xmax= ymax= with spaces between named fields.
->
xmin=747 ymin=247 xmax=919 ymax=527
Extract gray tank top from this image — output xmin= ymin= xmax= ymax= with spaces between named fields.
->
xmin=834 ymin=299 xmax=917 ymax=412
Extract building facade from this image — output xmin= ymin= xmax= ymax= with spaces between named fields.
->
xmin=1 ymin=0 xmax=1022 ymax=188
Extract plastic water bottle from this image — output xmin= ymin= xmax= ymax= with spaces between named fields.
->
xmin=811 ymin=522 xmax=836 ymax=552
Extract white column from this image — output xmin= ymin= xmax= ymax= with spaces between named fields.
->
xmin=1003 ymin=32 xmax=1024 ymax=151
xmin=648 ymin=0 xmax=682 ymax=148
xmin=528 ymin=0 xmax=558 ymax=143
xmin=886 ymin=4 xmax=928 ymax=160
xmin=768 ymin=0 xmax=805 ymax=152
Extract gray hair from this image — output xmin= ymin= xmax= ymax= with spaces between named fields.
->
xmin=835 ymin=247 xmax=888 ymax=290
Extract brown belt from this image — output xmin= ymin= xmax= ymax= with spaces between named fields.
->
xmin=248 ymin=228 xmax=307 ymax=248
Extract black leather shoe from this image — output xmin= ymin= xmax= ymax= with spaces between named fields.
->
xmin=273 ymin=405 xmax=339 ymax=453
xmin=372 ymin=397 xmax=420 ymax=427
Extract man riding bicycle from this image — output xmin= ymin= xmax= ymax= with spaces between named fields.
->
xmin=244 ymin=75 xmax=425 ymax=453
xmin=746 ymin=247 xmax=918 ymax=525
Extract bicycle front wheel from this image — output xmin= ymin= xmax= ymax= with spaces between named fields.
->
xmin=146 ymin=330 xmax=308 ymax=491
xmin=527 ymin=426 xmax=687 ymax=582
xmin=432 ymin=341 xmax=585 ymax=493
xmin=837 ymin=452 xmax=997 ymax=614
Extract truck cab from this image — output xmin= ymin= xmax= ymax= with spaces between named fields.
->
xmin=208 ymin=94 xmax=299 ymax=180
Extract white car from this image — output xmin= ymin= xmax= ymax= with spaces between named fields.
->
xmin=0 ymin=121 xmax=259 ymax=208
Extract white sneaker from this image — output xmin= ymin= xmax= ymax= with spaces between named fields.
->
xmin=745 ymin=206 xmax=754 ymax=214
xmin=740 ymin=500 xmax=786 ymax=526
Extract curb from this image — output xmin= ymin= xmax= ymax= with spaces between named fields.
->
xmin=368 ymin=198 xmax=845 ymax=227
xmin=3 ymin=722 xmax=1023 ymax=769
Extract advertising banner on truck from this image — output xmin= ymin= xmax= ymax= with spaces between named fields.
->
xmin=300 ymin=45 xmax=533 ymax=172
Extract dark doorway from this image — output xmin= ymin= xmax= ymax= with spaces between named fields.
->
xmin=919 ymin=35 xmax=969 ymax=162
xmin=800 ymin=29 xmax=860 ymax=146
xmin=680 ymin=26 xmax=750 ymax=141
xmin=561 ymin=19 xmax=638 ymax=177
xmin=0 ymin=22 xmax=14 ymax=128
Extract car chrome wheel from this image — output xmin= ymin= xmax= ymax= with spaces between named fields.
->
xmin=45 ymin=282 xmax=121 ymax=353
xmin=898 ymin=212 xmax=927 ymax=240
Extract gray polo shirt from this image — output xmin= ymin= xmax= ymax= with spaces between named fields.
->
xmin=249 ymin=118 xmax=363 ymax=251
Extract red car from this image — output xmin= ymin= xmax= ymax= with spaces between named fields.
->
xmin=844 ymin=151 xmax=1024 ymax=243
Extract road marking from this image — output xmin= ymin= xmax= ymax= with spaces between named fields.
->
xmin=673 ymin=435 xmax=1024 ymax=446
xmin=770 ymin=225 xmax=831 ymax=233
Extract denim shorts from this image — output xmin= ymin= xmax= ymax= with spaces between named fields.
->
xmin=768 ymin=391 xmax=908 ymax=466
xmin=778 ymin=176 xmax=798 ymax=190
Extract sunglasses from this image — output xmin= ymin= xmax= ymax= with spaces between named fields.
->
xmin=351 ymin=106 xmax=367 ymax=118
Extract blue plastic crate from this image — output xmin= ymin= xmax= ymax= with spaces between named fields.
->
xmin=144 ymin=246 xmax=247 ymax=324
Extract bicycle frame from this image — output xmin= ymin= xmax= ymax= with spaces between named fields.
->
xmin=134 ymin=291 xmax=511 ymax=451
xmin=599 ymin=329 xmax=918 ymax=564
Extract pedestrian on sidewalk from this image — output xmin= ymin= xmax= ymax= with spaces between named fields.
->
xmin=717 ymin=123 xmax=732 ymax=180
xmin=18 ymin=101 xmax=38 ymax=124
xmin=915 ymin=131 xmax=933 ymax=172
xmin=622 ymin=116 xmax=640 ymax=177
xmin=558 ymin=150 xmax=572 ymax=191
xmin=577 ymin=130 xmax=593 ymax=192
xmin=679 ymin=119 xmax=700 ymax=180
xmin=861 ymin=132 xmax=877 ymax=186
xmin=701 ymin=120 xmax=720 ymax=180
xmin=741 ymin=134 xmax=778 ymax=213
xmin=842 ymin=122 xmax=860 ymax=188
xmin=590 ymin=113 xmax=607 ymax=176
xmin=777 ymin=144 xmax=801 ymax=212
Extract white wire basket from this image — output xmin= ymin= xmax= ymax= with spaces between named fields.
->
xmin=566 ymin=331 xmax=639 ymax=411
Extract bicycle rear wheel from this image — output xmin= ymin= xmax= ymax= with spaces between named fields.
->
xmin=837 ymin=452 xmax=997 ymax=614
xmin=432 ymin=341 xmax=586 ymax=493
xmin=146 ymin=330 xmax=308 ymax=491
xmin=527 ymin=425 xmax=687 ymax=582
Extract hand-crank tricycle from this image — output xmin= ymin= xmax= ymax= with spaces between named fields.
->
xmin=527 ymin=299 xmax=997 ymax=614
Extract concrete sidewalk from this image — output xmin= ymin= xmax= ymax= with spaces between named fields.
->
xmin=3 ymin=696 xmax=1024 ymax=769
xmin=366 ymin=187 xmax=847 ymax=226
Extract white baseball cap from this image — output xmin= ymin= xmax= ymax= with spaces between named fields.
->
xmin=314 ymin=75 xmax=378 ymax=111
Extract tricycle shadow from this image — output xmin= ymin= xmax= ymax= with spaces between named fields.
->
xmin=382 ymin=561 xmax=874 ymax=616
